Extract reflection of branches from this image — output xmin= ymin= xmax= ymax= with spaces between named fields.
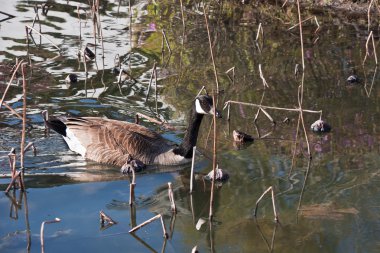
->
xmin=364 ymin=66 xmax=377 ymax=97
xmin=130 ymin=233 xmax=158 ymax=253
xmin=296 ymin=157 xmax=312 ymax=220
xmin=23 ymin=191 xmax=31 ymax=251
xmin=255 ymin=219 xmax=279 ymax=253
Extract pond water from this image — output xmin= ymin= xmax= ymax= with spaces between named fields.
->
xmin=1 ymin=0 xmax=380 ymax=252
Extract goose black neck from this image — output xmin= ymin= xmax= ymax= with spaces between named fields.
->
xmin=174 ymin=104 xmax=204 ymax=158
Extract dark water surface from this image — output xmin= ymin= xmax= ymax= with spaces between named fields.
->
xmin=1 ymin=0 xmax=380 ymax=252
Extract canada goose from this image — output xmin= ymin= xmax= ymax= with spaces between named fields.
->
xmin=43 ymin=95 xmax=221 ymax=169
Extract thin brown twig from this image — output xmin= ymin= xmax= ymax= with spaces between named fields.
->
xmin=0 ymin=60 xmax=24 ymax=110
xmin=136 ymin=112 xmax=176 ymax=131
xmin=203 ymin=6 xmax=219 ymax=93
xmin=25 ymin=25 xmax=61 ymax=52
xmin=209 ymin=93 xmax=217 ymax=220
xmin=254 ymin=186 xmax=279 ymax=222
xmin=224 ymin=100 xmax=322 ymax=116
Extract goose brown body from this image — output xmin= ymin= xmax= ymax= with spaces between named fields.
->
xmin=44 ymin=95 xmax=220 ymax=167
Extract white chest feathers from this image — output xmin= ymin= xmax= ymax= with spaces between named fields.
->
xmin=62 ymin=128 xmax=86 ymax=157
xmin=153 ymin=150 xmax=190 ymax=165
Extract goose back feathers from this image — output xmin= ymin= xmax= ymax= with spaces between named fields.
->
xmin=45 ymin=95 xmax=220 ymax=167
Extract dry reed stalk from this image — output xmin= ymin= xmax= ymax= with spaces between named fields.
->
xmin=162 ymin=30 xmax=172 ymax=54
xmin=314 ymin=16 xmax=321 ymax=33
xmin=24 ymin=142 xmax=37 ymax=156
xmin=128 ymin=0 xmax=133 ymax=73
xmin=77 ymin=5 xmax=82 ymax=42
xmin=3 ymin=102 xmax=23 ymax=120
xmin=40 ymin=218 xmax=61 ymax=252
xmin=5 ymin=171 xmax=21 ymax=193
xmin=129 ymin=167 xmax=136 ymax=206
xmin=288 ymin=16 xmax=314 ymax=31
xmin=0 ymin=60 xmax=24 ymax=109
xmin=129 ymin=214 xmax=168 ymax=238
xmin=224 ymin=100 xmax=322 ymax=116
xmin=297 ymin=83 xmax=312 ymax=158
xmin=155 ymin=67 xmax=158 ymax=114
xmin=255 ymin=23 xmax=263 ymax=41
xmin=259 ymin=64 xmax=269 ymax=88
xmin=225 ymin=66 xmax=235 ymax=85
xmin=203 ymin=6 xmax=220 ymax=93
xmin=145 ymin=62 xmax=157 ymax=102
xmin=31 ymin=4 xmax=41 ymax=33
xmin=254 ymin=186 xmax=279 ymax=222
xmin=190 ymin=146 xmax=196 ymax=193
xmin=20 ymin=63 xmax=27 ymax=170
xmin=363 ymin=31 xmax=378 ymax=65
xmin=179 ymin=0 xmax=186 ymax=31
xmin=25 ymin=25 xmax=61 ymax=52
xmin=368 ymin=0 xmax=376 ymax=31
xmin=100 ymin=210 xmax=117 ymax=224
xmin=168 ymin=182 xmax=176 ymax=213
xmin=209 ymin=93 xmax=217 ymax=220
xmin=227 ymin=102 xmax=231 ymax=121
xmin=254 ymin=91 xmax=265 ymax=122
xmin=196 ymin=86 xmax=206 ymax=97
xmin=135 ymin=112 xmax=176 ymax=131
xmin=160 ymin=216 xmax=169 ymax=239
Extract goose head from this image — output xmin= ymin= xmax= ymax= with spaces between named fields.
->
xmin=194 ymin=95 xmax=222 ymax=118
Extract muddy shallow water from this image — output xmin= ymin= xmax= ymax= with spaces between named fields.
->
xmin=1 ymin=0 xmax=380 ymax=252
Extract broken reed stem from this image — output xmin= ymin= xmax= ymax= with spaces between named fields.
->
xmin=40 ymin=218 xmax=61 ymax=249
xmin=259 ymin=64 xmax=269 ymax=88
xmin=145 ymin=62 xmax=156 ymax=102
xmin=209 ymin=93 xmax=217 ymax=220
xmin=5 ymin=171 xmax=21 ymax=193
xmin=224 ymin=100 xmax=322 ymax=116
xmin=25 ymin=25 xmax=60 ymax=52
xmin=129 ymin=214 xmax=168 ymax=238
xmin=254 ymin=91 xmax=266 ymax=122
xmin=190 ymin=146 xmax=196 ymax=193
xmin=3 ymin=102 xmax=23 ymax=120
xmin=168 ymin=182 xmax=176 ymax=213
xmin=162 ymin=30 xmax=172 ymax=54
xmin=160 ymin=216 xmax=169 ymax=239
xmin=100 ymin=210 xmax=117 ymax=224
xmin=0 ymin=60 xmax=24 ymax=110
xmin=254 ymin=186 xmax=279 ymax=222
xmin=225 ymin=66 xmax=235 ymax=85
xmin=135 ymin=112 xmax=176 ymax=131
xmin=255 ymin=23 xmax=263 ymax=41
xmin=196 ymin=86 xmax=206 ymax=97
xmin=363 ymin=31 xmax=378 ymax=65
xmin=203 ymin=6 xmax=219 ymax=93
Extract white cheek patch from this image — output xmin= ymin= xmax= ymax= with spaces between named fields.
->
xmin=195 ymin=99 xmax=209 ymax=114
